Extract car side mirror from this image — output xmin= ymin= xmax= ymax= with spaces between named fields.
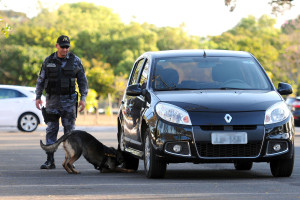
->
xmin=126 ymin=84 xmax=143 ymax=96
xmin=278 ymin=82 xmax=293 ymax=95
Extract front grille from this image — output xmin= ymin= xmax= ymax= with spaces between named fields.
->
xmin=200 ymin=125 xmax=257 ymax=131
xmin=196 ymin=142 xmax=262 ymax=157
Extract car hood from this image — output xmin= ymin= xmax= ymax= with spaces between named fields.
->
xmin=154 ymin=90 xmax=282 ymax=112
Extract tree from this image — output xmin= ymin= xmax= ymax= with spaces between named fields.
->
xmin=85 ymin=59 xmax=115 ymax=95
xmin=0 ymin=18 xmax=10 ymax=37
xmin=275 ymin=18 xmax=300 ymax=94
xmin=84 ymin=88 xmax=98 ymax=113
xmin=1 ymin=1 xmax=299 ymax=103
xmin=225 ymin=0 xmax=294 ymax=15
xmin=209 ymin=15 xmax=281 ymax=75
xmin=281 ymin=15 xmax=300 ymax=34
xmin=0 ymin=45 xmax=49 ymax=86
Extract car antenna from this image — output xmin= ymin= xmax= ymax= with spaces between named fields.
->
xmin=203 ymin=50 xmax=206 ymax=58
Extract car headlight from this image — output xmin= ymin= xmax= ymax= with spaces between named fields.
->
xmin=155 ymin=102 xmax=191 ymax=125
xmin=264 ymin=102 xmax=290 ymax=124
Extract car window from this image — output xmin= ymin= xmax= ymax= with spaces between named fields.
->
xmin=0 ymin=88 xmax=27 ymax=99
xmin=139 ymin=60 xmax=149 ymax=89
xmin=129 ymin=58 xmax=145 ymax=85
xmin=153 ymin=56 xmax=272 ymax=91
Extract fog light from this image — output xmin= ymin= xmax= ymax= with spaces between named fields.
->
xmin=173 ymin=145 xmax=182 ymax=153
xmin=273 ymin=144 xmax=281 ymax=152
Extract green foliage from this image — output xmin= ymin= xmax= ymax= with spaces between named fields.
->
xmin=156 ymin=24 xmax=200 ymax=50
xmin=115 ymin=50 xmax=135 ymax=75
xmin=209 ymin=15 xmax=280 ymax=74
xmin=276 ymin=19 xmax=300 ymax=95
xmin=0 ymin=17 xmax=11 ymax=38
xmin=0 ymin=45 xmax=49 ymax=86
xmin=85 ymin=59 xmax=115 ymax=95
xmin=85 ymin=88 xmax=98 ymax=113
xmin=281 ymin=15 xmax=300 ymax=34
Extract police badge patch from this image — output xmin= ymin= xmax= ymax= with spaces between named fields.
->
xmin=47 ymin=63 xmax=56 ymax=68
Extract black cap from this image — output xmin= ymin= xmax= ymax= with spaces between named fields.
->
xmin=57 ymin=35 xmax=70 ymax=47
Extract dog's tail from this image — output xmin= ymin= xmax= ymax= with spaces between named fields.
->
xmin=40 ymin=132 xmax=72 ymax=153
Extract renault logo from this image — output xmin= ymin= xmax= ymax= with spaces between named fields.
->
xmin=224 ymin=114 xmax=232 ymax=123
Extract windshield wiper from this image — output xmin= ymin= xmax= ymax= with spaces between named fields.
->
xmin=219 ymin=87 xmax=249 ymax=90
xmin=173 ymin=88 xmax=200 ymax=90
xmin=157 ymin=87 xmax=250 ymax=91
xmin=156 ymin=87 xmax=199 ymax=91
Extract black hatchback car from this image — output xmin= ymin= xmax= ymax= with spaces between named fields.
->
xmin=117 ymin=50 xmax=295 ymax=178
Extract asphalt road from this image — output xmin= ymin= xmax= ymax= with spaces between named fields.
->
xmin=0 ymin=126 xmax=299 ymax=200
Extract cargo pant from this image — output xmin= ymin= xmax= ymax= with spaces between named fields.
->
xmin=45 ymin=93 xmax=77 ymax=145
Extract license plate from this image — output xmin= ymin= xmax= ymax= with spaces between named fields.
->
xmin=211 ymin=132 xmax=248 ymax=145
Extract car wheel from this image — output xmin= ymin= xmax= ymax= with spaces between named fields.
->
xmin=118 ymin=128 xmax=139 ymax=171
xmin=270 ymin=151 xmax=294 ymax=177
xmin=234 ymin=161 xmax=253 ymax=170
xmin=144 ymin=128 xmax=167 ymax=178
xmin=17 ymin=113 xmax=39 ymax=132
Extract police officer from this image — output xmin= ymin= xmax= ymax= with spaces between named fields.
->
xmin=35 ymin=35 xmax=88 ymax=169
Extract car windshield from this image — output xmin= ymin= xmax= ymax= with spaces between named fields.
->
xmin=153 ymin=56 xmax=272 ymax=91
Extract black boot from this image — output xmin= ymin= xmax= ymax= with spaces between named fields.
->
xmin=40 ymin=152 xmax=56 ymax=169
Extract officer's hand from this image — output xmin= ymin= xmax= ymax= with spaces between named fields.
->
xmin=36 ymin=99 xmax=43 ymax=110
xmin=78 ymin=100 xmax=86 ymax=112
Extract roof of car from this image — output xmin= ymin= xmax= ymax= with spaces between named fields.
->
xmin=0 ymin=84 xmax=35 ymax=91
xmin=143 ymin=49 xmax=252 ymax=58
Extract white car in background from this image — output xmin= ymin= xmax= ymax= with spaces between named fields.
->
xmin=0 ymin=85 xmax=45 ymax=132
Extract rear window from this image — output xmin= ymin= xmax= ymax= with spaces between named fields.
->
xmin=0 ymin=88 xmax=27 ymax=99
xmin=153 ymin=56 xmax=271 ymax=91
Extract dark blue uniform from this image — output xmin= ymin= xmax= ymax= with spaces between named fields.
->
xmin=36 ymin=52 xmax=88 ymax=145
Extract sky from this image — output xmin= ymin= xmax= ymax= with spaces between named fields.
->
xmin=1 ymin=0 xmax=300 ymax=37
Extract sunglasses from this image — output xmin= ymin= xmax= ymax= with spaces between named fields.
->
xmin=60 ymin=46 xmax=70 ymax=49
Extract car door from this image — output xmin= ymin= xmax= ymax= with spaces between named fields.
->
xmin=123 ymin=58 xmax=149 ymax=150
xmin=0 ymin=88 xmax=27 ymax=126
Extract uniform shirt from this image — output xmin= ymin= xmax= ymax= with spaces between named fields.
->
xmin=36 ymin=52 xmax=88 ymax=102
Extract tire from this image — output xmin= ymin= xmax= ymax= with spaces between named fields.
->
xmin=17 ymin=113 xmax=39 ymax=132
xmin=118 ymin=128 xmax=139 ymax=171
xmin=234 ymin=161 xmax=253 ymax=170
xmin=270 ymin=152 xmax=294 ymax=177
xmin=144 ymin=129 xmax=167 ymax=178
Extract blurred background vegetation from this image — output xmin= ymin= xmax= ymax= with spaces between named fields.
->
xmin=0 ymin=2 xmax=300 ymax=115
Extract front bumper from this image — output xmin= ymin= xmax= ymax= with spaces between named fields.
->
xmin=152 ymin=117 xmax=294 ymax=163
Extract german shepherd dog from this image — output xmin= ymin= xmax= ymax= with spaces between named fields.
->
xmin=40 ymin=130 xmax=133 ymax=174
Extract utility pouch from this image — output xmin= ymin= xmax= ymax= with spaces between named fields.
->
xmin=41 ymin=107 xmax=59 ymax=123
xmin=41 ymin=106 xmax=49 ymax=123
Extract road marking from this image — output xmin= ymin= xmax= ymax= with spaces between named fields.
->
xmin=0 ymin=193 xmax=300 ymax=199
